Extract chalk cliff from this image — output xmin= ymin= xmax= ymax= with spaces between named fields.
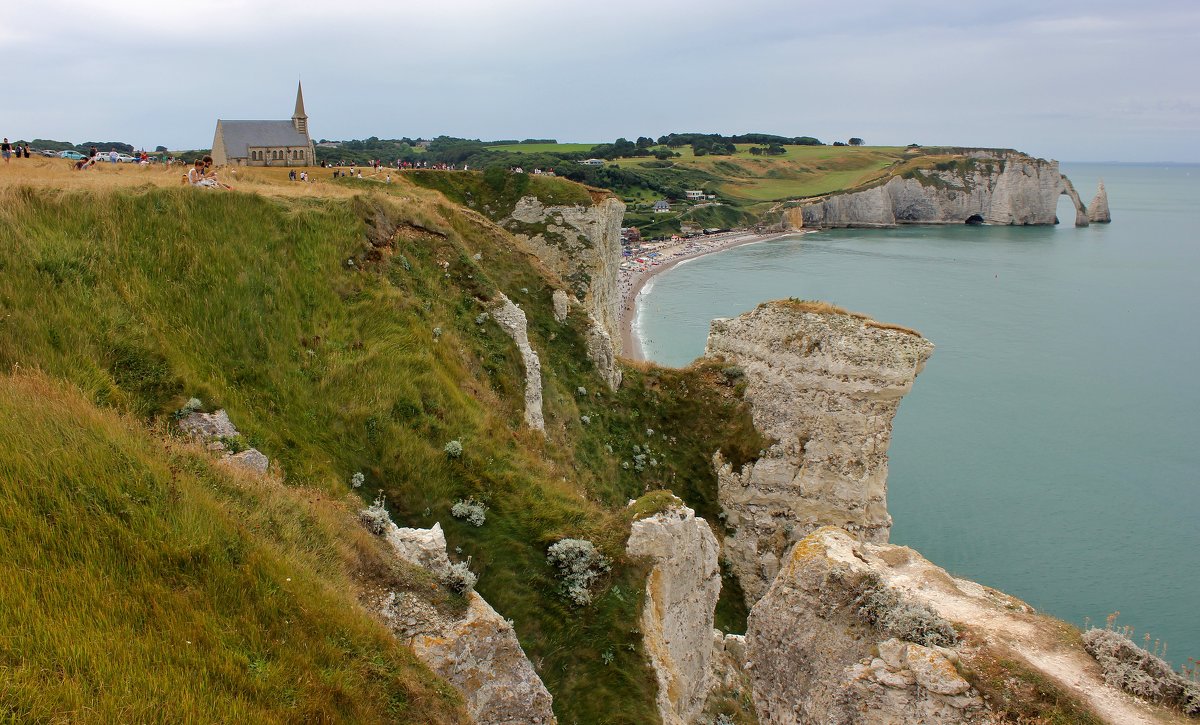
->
xmin=367 ymin=514 xmax=557 ymax=724
xmin=1089 ymin=180 xmax=1112 ymax=223
xmin=705 ymin=301 xmax=934 ymax=603
xmin=793 ymin=152 xmax=1091 ymax=228
xmin=746 ymin=528 xmax=1169 ymax=725
xmin=626 ymin=501 xmax=722 ymax=725
xmin=506 ymin=196 xmax=625 ymax=351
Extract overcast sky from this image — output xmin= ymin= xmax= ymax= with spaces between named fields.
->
xmin=2 ymin=0 xmax=1197 ymax=161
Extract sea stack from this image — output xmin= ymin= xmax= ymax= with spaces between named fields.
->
xmin=705 ymin=300 xmax=934 ymax=603
xmin=1088 ymin=180 xmax=1112 ymax=223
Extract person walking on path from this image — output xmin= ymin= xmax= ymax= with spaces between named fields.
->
xmin=1 ymin=138 xmax=11 ymax=163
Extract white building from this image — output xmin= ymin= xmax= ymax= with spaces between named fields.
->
xmin=684 ymin=190 xmax=705 ymax=200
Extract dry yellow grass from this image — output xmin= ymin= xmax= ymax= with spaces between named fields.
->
xmin=0 ymin=157 xmax=413 ymax=201
xmin=767 ymin=299 xmax=924 ymax=337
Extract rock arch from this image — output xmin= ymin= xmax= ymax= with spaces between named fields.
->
xmin=1059 ymin=176 xmax=1090 ymax=227
xmin=965 ymin=214 xmax=985 ymax=225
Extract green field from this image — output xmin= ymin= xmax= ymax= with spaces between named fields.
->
xmin=609 ymin=144 xmax=909 ymax=202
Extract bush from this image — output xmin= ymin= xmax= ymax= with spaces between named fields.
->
xmin=450 ymin=497 xmax=487 ymax=527
xmin=854 ymin=574 xmax=957 ymax=647
xmin=173 ymin=397 xmax=203 ymax=420
xmin=1083 ymin=627 xmax=1200 ymax=714
xmin=547 ymin=538 xmax=611 ymax=606
xmin=444 ymin=439 xmax=463 ymax=459
xmin=443 ymin=559 xmax=477 ymax=595
xmin=360 ymin=494 xmax=393 ymax=535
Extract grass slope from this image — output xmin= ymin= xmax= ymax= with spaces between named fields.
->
xmin=0 ymin=177 xmax=766 ymax=723
xmin=0 ymin=371 xmax=468 ymax=723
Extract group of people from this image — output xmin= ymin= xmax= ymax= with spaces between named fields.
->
xmin=1 ymin=138 xmax=31 ymax=161
xmin=288 ymin=169 xmax=310 ymax=182
xmin=186 ymin=156 xmax=228 ymax=189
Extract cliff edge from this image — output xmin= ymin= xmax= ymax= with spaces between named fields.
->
xmin=746 ymin=527 xmax=1179 ymax=725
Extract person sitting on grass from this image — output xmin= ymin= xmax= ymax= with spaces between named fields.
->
xmin=188 ymin=159 xmax=220 ymax=188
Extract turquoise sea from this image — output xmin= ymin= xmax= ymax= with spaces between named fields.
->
xmin=635 ymin=163 xmax=1200 ymax=663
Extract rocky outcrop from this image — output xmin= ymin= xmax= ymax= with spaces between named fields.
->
xmin=506 ymin=195 xmax=625 ymax=351
xmin=370 ymin=516 xmax=557 ymax=725
xmin=792 ymin=152 xmax=1091 ymax=228
xmin=705 ymin=301 xmax=934 ymax=603
xmin=626 ymin=503 xmax=721 ymax=725
xmin=177 ymin=409 xmax=270 ymax=474
xmin=1089 ymin=180 xmax=1112 ymax=223
xmin=746 ymin=527 xmax=1167 ymax=725
xmin=552 ymin=289 xmax=569 ymax=323
xmin=586 ymin=313 xmax=622 ymax=390
xmin=746 ymin=528 xmax=985 ymax=724
xmin=490 ymin=293 xmax=545 ymax=432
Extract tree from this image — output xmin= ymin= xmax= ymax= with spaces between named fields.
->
xmin=848 ymin=137 xmax=864 ymax=146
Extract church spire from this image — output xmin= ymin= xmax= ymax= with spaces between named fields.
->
xmin=292 ymin=81 xmax=308 ymax=135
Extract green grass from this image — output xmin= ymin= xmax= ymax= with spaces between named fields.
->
xmin=0 ymin=180 xmax=770 ymax=722
xmin=0 ymin=371 xmax=468 ymax=723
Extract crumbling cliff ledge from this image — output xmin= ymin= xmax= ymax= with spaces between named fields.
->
xmin=746 ymin=527 xmax=1175 ymax=725
xmin=363 ymin=510 xmax=557 ymax=724
xmin=790 ymin=151 xmax=1102 ymax=229
xmin=705 ymin=300 xmax=934 ymax=604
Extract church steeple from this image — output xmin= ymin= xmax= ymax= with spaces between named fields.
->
xmin=292 ymin=81 xmax=308 ymax=136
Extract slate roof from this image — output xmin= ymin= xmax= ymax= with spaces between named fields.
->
xmin=218 ymin=120 xmax=309 ymax=158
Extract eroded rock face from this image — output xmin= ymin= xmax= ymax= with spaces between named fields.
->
xmin=746 ymin=528 xmax=987 ymax=724
xmin=1089 ymin=180 xmax=1112 ymax=223
xmin=552 ymin=289 xmax=569 ymax=323
xmin=748 ymin=527 xmax=1167 ymax=725
xmin=490 ymin=293 xmax=545 ymax=432
xmin=586 ymin=313 xmax=622 ymax=390
xmin=506 ymin=196 xmax=625 ymax=351
xmin=626 ymin=504 xmax=721 ymax=725
xmin=793 ymin=152 xmax=1090 ymax=228
xmin=370 ymin=516 xmax=557 ymax=725
xmin=705 ymin=301 xmax=934 ymax=603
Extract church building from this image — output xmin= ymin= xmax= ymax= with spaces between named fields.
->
xmin=211 ymin=83 xmax=314 ymax=167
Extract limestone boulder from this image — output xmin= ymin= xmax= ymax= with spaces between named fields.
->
xmin=225 ymin=448 xmax=269 ymax=474
xmin=177 ymin=409 xmax=238 ymax=440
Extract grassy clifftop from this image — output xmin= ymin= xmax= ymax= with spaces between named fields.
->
xmin=0 ymin=371 xmax=468 ymax=723
xmin=0 ymin=173 xmax=764 ymax=723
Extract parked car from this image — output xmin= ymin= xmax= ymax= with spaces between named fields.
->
xmin=115 ymin=153 xmax=136 ymax=163
xmin=58 ymin=150 xmax=85 ymax=160
xmin=38 ymin=149 xmax=57 ymax=158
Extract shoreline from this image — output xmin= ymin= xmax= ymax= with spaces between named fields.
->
xmin=617 ymin=228 xmax=810 ymax=361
